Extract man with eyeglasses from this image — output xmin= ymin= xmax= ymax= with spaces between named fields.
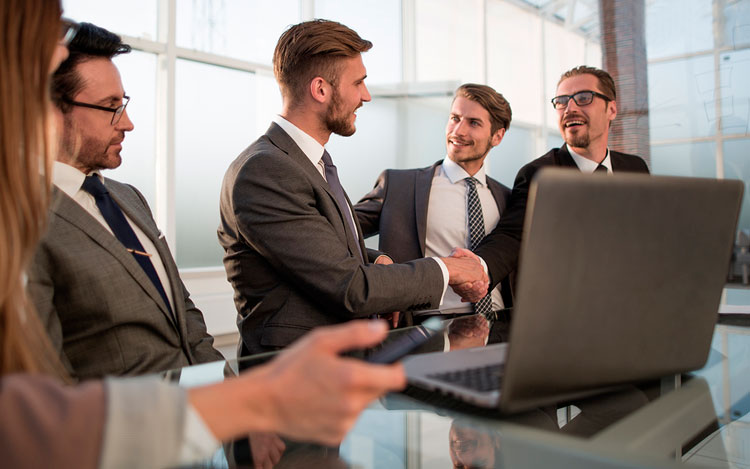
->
xmin=454 ymin=65 xmax=649 ymax=305
xmin=27 ymin=22 xmax=223 ymax=380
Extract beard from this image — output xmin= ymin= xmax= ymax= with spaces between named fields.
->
xmin=324 ymin=89 xmax=357 ymax=137
xmin=448 ymin=136 xmax=493 ymax=163
xmin=565 ymin=131 xmax=590 ymax=149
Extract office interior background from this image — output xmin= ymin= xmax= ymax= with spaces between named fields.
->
xmin=61 ymin=0 xmax=750 ymax=339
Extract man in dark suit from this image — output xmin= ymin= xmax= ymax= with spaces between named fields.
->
xmin=27 ymin=23 xmax=222 ymax=379
xmin=457 ymin=66 xmax=650 ymax=302
xmin=218 ymin=20 xmax=487 ymax=356
xmin=354 ymin=84 xmax=514 ymax=324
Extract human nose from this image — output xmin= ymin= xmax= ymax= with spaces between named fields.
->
xmin=361 ymin=82 xmax=371 ymax=103
xmin=116 ymin=108 xmax=135 ymax=131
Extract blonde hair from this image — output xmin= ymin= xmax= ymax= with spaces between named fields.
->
xmin=0 ymin=0 xmax=67 ymax=378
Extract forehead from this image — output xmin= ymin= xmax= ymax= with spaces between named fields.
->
xmin=556 ymin=73 xmax=602 ymax=96
xmin=450 ymin=95 xmax=491 ymax=121
xmin=73 ymin=57 xmax=125 ymax=101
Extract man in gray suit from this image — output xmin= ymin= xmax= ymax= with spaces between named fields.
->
xmin=27 ymin=23 xmax=222 ymax=379
xmin=219 ymin=20 xmax=487 ymax=356
xmin=354 ymin=84 xmax=513 ymax=327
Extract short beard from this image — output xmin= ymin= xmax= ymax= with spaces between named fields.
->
xmin=566 ymin=132 xmax=590 ymax=149
xmin=324 ymin=90 xmax=356 ymax=137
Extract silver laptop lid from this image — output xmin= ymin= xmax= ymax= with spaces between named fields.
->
xmin=500 ymin=169 xmax=743 ymax=413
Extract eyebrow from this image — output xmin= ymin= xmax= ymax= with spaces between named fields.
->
xmin=93 ymin=94 xmax=126 ymax=106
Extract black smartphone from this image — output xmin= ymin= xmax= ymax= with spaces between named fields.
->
xmin=367 ymin=317 xmax=446 ymax=364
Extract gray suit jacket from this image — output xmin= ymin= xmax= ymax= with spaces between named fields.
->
xmin=354 ymin=160 xmax=514 ymax=306
xmin=218 ymin=123 xmax=444 ymax=355
xmin=27 ymin=179 xmax=222 ymax=380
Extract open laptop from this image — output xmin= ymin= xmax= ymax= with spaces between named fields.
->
xmin=403 ymin=169 xmax=743 ymax=414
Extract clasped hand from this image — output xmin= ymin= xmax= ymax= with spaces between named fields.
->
xmin=441 ymin=247 xmax=489 ymax=303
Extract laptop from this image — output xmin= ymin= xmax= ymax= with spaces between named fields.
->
xmin=403 ymin=169 xmax=743 ymax=414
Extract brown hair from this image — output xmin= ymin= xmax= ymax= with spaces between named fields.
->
xmin=0 ymin=0 xmax=68 ymax=378
xmin=455 ymin=83 xmax=512 ymax=134
xmin=557 ymin=65 xmax=616 ymax=101
xmin=273 ymin=19 xmax=372 ymax=106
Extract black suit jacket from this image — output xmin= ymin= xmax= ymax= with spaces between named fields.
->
xmin=354 ymin=159 xmax=514 ymax=305
xmin=475 ymin=145 xmax=650 ymax=290
xmin=218 ymin=123 xmax=445 ymax=355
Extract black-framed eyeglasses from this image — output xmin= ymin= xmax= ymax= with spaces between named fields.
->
xmin=551 ymin=90 xmax=611 ymax=109
xmin=60 ymin=18 xmax=79 ymax=46
xmin=63 ymin=96 xmax=130 ymax=125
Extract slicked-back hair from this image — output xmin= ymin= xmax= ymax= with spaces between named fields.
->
xmin=52 ymin=22 xmax=131 ymax=111
xmin=557 ymin=65 xmax=616 ymax=101
xmin=454 ymin=83 xmax=512 ymax=135
xmin=273 ymin=19 xmax=372 ymax=106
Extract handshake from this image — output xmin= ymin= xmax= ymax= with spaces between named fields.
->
xmin=440 ymin=248 xmax=490 ymax=303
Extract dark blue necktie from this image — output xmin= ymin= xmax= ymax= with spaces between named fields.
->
xmin=465 ymin=177 xmax=493 ymax=318
xmin=321 ymin=151 xmax=364 ymax=262
xmin=81 ymin=175 xmax=173 ymax=316
xmin=595 ymin=163 xmax=608 ymax=173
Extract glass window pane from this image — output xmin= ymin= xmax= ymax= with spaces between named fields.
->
xmin=415 ymin=0 xmax=484 ymax=83
xmin=315 ymin=0 xmax=402 ymax=85
xmin=650 ymin=142 xmax=717 ymax=178
xmin=648 ymin=55 xmax=716 ymax=140
xmin=487 ymin=126 xmax=535 ymax=188
xmin=176 ymin=0 xmax=299 ymax=65
xmin=487 ymin=1 xmax=543 ymax=126
xmin=543 ymin=20 xmax=589 ymax=129
xmin=108 ymin=51 xmax=157 ymax=206
xmin=62 ymin=0 xmax=157 ymax=40
xmin=723 ymin=0 xmax=750 ymax=49
xmin=724 ymin=138 xmax=750 ymax=233
xmin=720 ymin=49 xmax=750 ymax=135
xmin=174 ymin=60 xmax=257 ymax=268
xmin=646 ymin=0 xmax=713 ymax=60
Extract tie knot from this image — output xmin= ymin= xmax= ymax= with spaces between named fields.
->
xmin=81 ymin=175 xmax=108 ymax=198
xmin=595 ymin=164 xmax=608 ymax=173
xmin=464 ymin=177 xmax=479 ymax=188
xmin=321 ymin=150 xmax=333 ymax=167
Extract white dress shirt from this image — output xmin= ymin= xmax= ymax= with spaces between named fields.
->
xmin=569 ymin=147 xmax=612 ymax=173
xmin=425 ymin=157 xmax=504 ymax=311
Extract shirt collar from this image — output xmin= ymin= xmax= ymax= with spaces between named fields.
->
xmin=442 ymin=156 xmax=488 ymax=186
xmin=273 ymin=115 xmax=326 ymax=168
xmin=53 ymin=161 xmax=101 ymax=198
xmin=568 ymin=146 xmax=611 ymax=173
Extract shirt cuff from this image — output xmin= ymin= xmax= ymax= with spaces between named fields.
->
xmin=431 ymin=257 xmax=450 ymax=306
xmin=180 ymin=402 xmax=221 ymax=464
xmin=478 ymin=256 xmax=489 ymax=277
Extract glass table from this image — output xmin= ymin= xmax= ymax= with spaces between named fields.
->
xmin=164 ymin=305 xmax=750 ymax=468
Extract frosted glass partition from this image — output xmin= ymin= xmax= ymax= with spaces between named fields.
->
xmin=314 ymin=0 xmax=402 ymax=85
xmin=649 ymin=141 xmax=717 ymax=178
xmin=725 ymin=139 xmax=750 ymax=232
xmin=648 ymin=55 xmax=716 ymax=141
xmin=108 ymin=51 xmax=158 ymax=207
xmin=646 ymin=0 xmax=713 ymax=60
xmin=415 ymin=0 xmax=484 ymax=83
xmin=174 ymin=60 xmax=258 ymax=268
xmin=487 ymin=1 xmax=544 ymax=126
xmin=62 ymin=0 xmax=157 ymax=40
xmin=176 ymin=0 xmax=299 ymax=65
xmin=723 ymin=0 xmax=750 ymax=48
xmin=721 ymin=49 xmax=750 ymax=135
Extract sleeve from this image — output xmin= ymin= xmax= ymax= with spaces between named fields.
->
xmin=0 ymin=374 xmax=105 ymax=469
xmin=353 ymin=170 xmax=389 ymax=238
xmin=229 ymin=154 xmax=443 ymax=316
xmin=180 ymin=281 xmax=225 ymax=364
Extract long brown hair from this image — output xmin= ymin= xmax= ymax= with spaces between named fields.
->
xmin=0 ymin=0 xmax=67 ymax=377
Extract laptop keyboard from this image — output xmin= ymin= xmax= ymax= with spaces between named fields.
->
xmin=426 ymin=363 xmax=504 ymax=393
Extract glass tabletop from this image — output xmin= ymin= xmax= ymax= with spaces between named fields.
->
xmin=165 ymin=309 xmax=750 ymax=468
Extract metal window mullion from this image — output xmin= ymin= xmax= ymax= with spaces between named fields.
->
xmin=714 ymin=0 xmax=725 ymax=179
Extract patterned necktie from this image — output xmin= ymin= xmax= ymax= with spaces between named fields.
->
xmin=465 ymin=177 xmax=493 ymax=318
xmin=81 ymin=175 xmax=173 ymax=316
xmin=321 ymin=151 xmax=364 ymax=262
xmin=595 ymin=163 xmax=608 ymax=173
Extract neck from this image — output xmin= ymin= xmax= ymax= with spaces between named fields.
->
xmin=280 ymin=103 xmax=331 ymax=146
xmin=568 ymin=141 xmax=608 ymax=164
xmin=451 ymin=155 xmax=487 ymax=177
xmin=56 ymin=154 xmax=92 ymax=175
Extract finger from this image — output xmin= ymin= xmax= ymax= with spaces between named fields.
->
xmin=301 ymin=320 xmax=389 ymax=354
xmin=337 ymin=361 xmax=407 ymax=392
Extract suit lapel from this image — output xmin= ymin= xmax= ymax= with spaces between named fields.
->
xmin=51 ymin=187 xmax=177 ymax=329
xmin=265 ymin=123 xmax=365 ymax=262
xmin=556 ymin=145 xmax=580 ymax=168
xmin=415 ymin=161 xmax=440 ymax=257
xmin=486 ymin=178 xmax=507 ymax=214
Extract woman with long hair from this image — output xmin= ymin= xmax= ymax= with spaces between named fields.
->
xmin=0 ymin=1 xmax=405 ymax=466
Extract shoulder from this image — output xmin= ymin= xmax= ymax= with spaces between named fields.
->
xmin=486 ymin=175 xmax=511 ymax=196
xmin=103 ymin=177 xmax=151 ymax=210
xmin=610 ymin=151 xmax=650 ymax=173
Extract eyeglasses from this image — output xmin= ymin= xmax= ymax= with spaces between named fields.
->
xmin=551 ymin=90 xmax=611 ymax=110
xmin=60 ymin=18 xmax=79 ymax=46
xmin=63 ymin=96 xmax=130 ymax=125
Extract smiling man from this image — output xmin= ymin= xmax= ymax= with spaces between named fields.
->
xmin=27 ymin=23 xmax=223 ymax=379
xmin=219 ymin=20 xmax=488 ymax=355
xmin=464 ymin=66 xmax=650 ymax=305
xmin=354 ymin=84 xmax=513 ymax=326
